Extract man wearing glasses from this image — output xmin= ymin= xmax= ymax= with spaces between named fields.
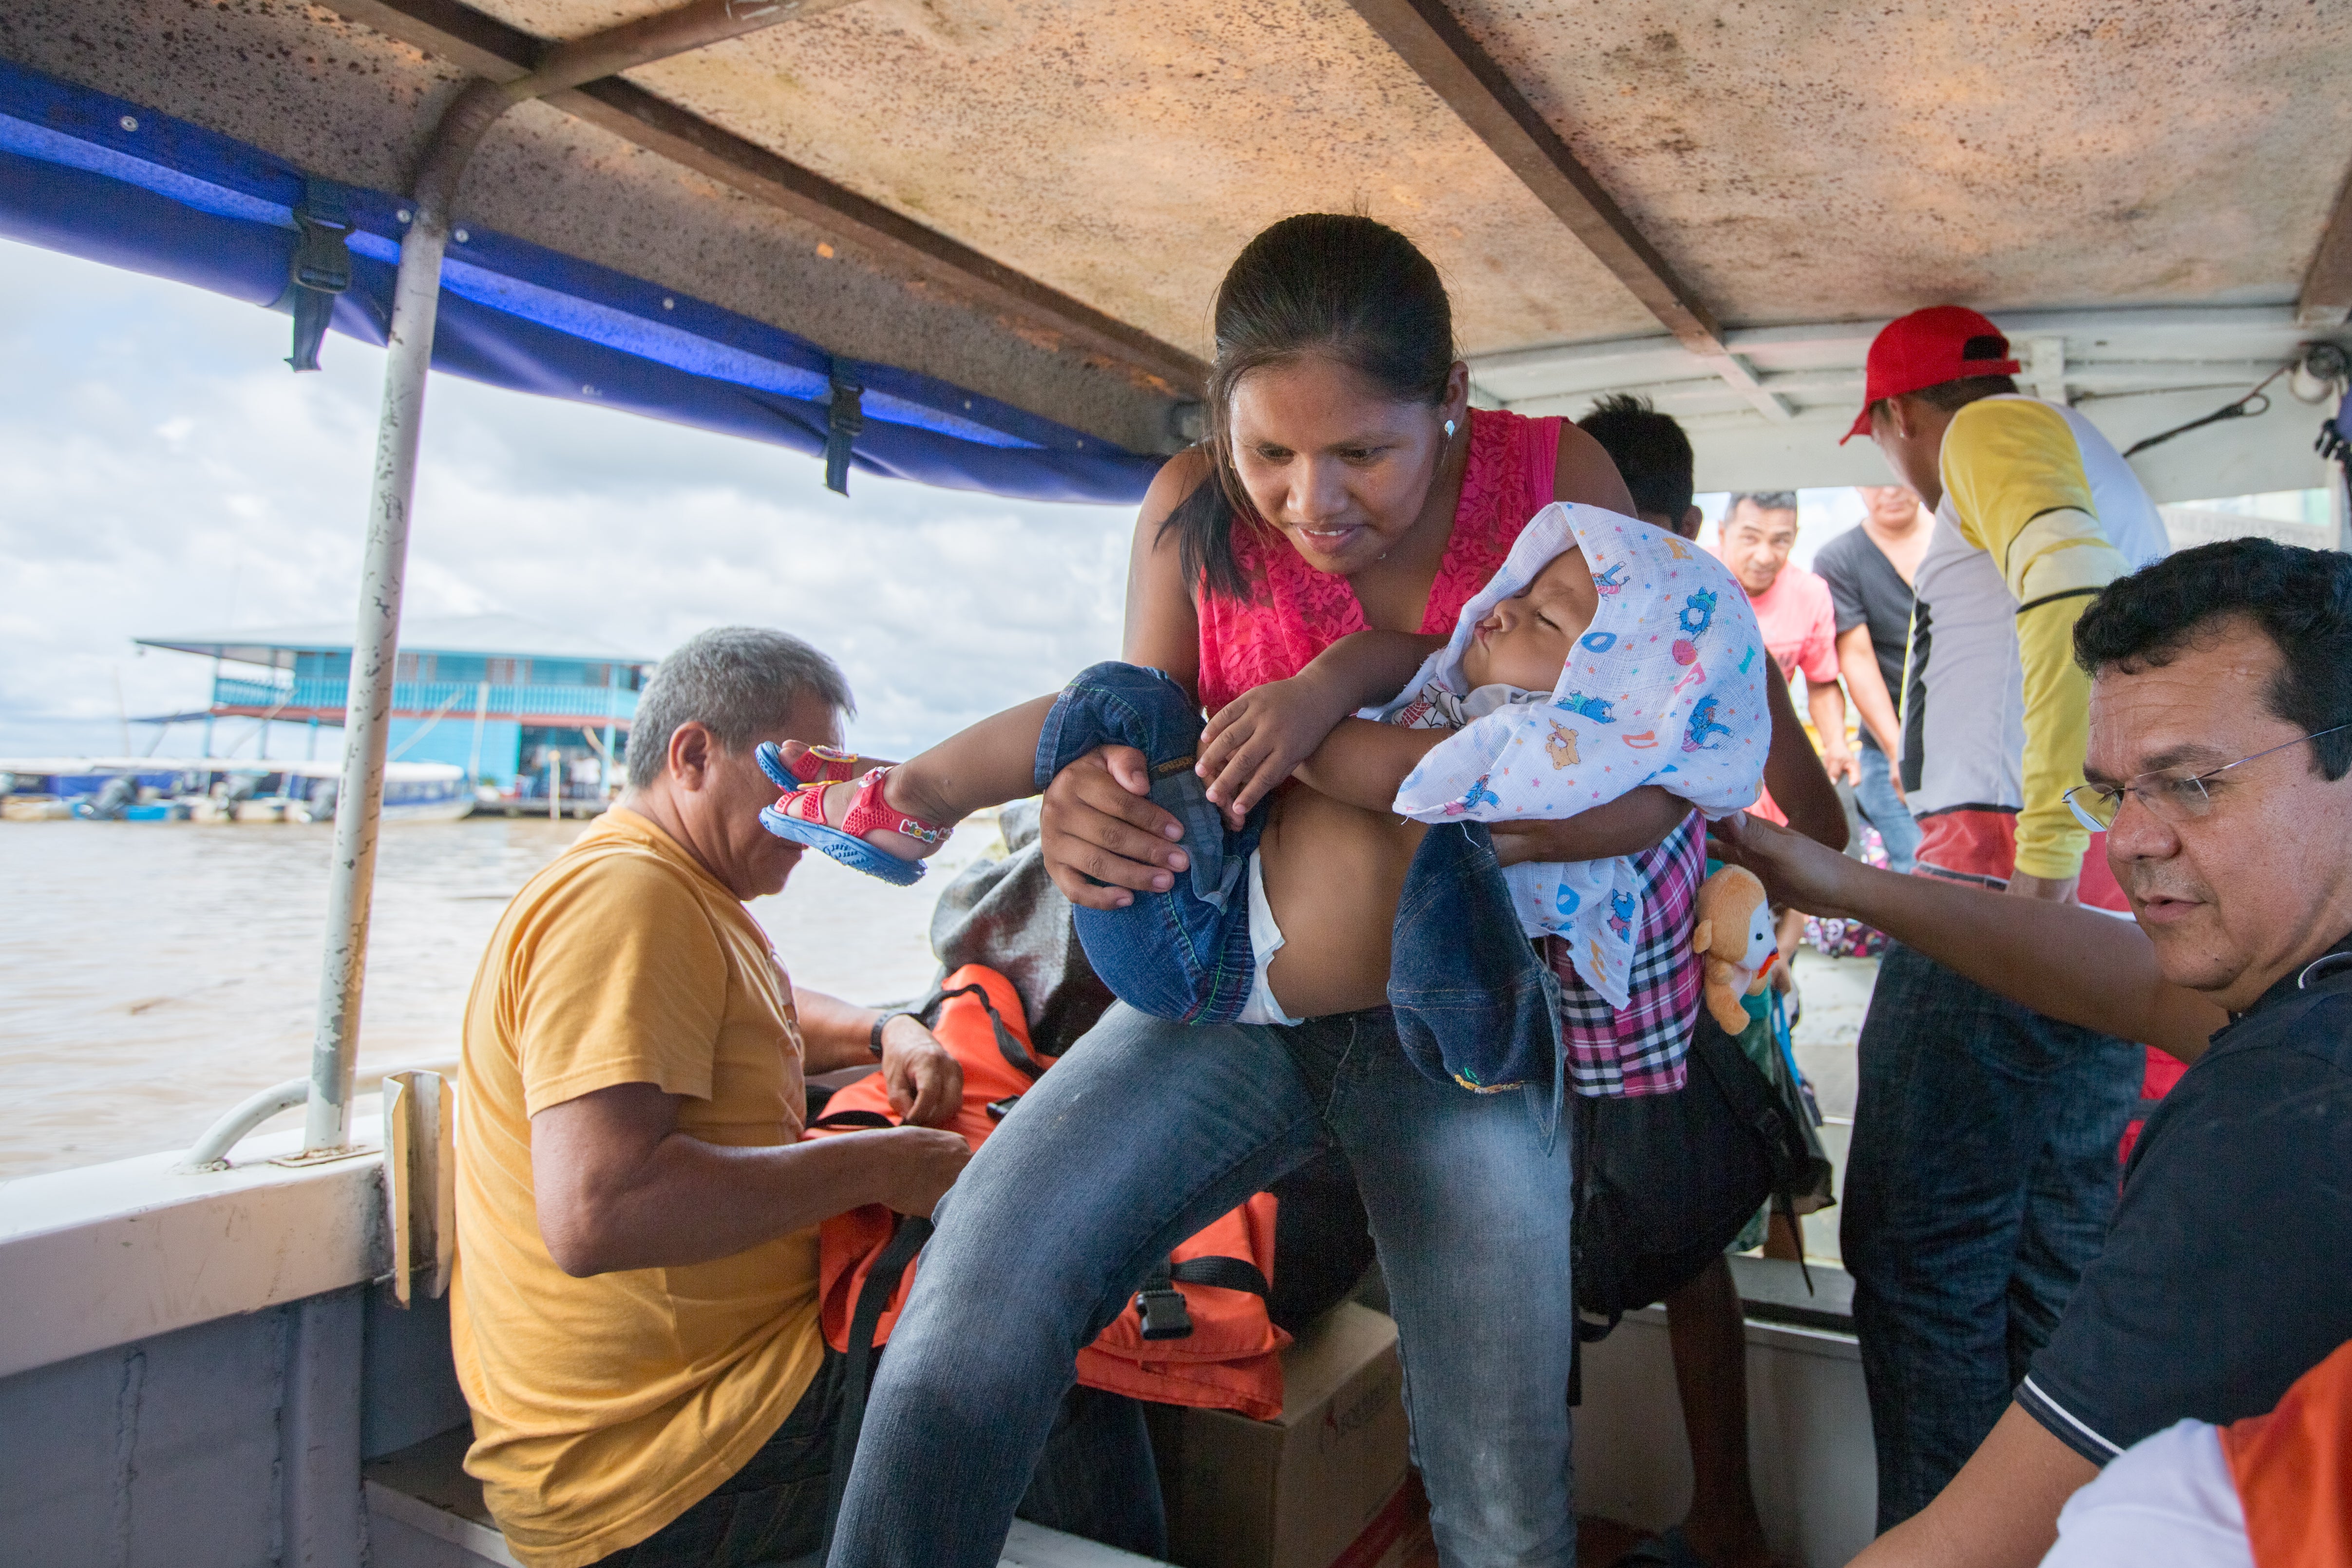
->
xmin=1842 ymin=307 xmax=2172 ymax=1528
xmin=1720 ymin=537 xmax=2352 ymax=1567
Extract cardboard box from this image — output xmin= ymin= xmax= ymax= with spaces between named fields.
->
xmin=1149 ymin=1302 xmax=1411 ymax=1568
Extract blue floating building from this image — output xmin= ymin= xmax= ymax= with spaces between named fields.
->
xmin=135 ymin=614 xmax=652 ymax=789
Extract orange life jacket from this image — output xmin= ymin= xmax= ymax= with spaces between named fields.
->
xmin=2220 ymin=1336 xmax=2352 ymax=1568
xmin=806 ymin=963 xmax=1290 ymax=1418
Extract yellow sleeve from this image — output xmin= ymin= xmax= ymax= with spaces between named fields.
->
xmin=1942 ymin=400 xmax=2130 ymax=881
xmin=507 ymin=852 xmax=729 ymax=1115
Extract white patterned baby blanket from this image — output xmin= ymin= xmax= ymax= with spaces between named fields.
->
xmin=1377 ymin=502 xmax=1770 ymax=1005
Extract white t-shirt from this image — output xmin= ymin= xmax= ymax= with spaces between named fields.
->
xmin=2038 ymin=1418 xmax=2251 ymax=1568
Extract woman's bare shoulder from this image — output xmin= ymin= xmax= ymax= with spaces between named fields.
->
xmin=1135 ymin=446 xmax=1214 ymax=535
xmin=1551 ymin=418 xmax=1637 ymax=513
xmin=1124 ymin=447 xmax=1212 ymax=677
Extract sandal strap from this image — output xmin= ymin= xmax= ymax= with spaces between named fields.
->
xmin=775 ymin=769 xmax=950 ymax=847
xmin=838 ymin=769 xmax=951 ymax=846
xmin=788 ymin=745 xmax=867 ymax=785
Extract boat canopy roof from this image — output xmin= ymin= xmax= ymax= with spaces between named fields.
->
xmin=3 ymin=0 xmax=2350 ymax=501
xmin=135 ymin=613 xmax=654 ymax=671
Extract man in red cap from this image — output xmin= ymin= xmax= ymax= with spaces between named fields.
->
xmin=1839 ymin=306 xmax=2170 ymax=1532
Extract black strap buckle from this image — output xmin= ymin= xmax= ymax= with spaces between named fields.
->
xmin=824 ymin=361 xmax=864 ymax=495
xmin=1135 ymin=1282 xmax=1193 ymax=1341
xmin=1134 ymin=1257 xmax=1194 ymax=1341
xmin=282 ymin=176 xmax=353 ymax=372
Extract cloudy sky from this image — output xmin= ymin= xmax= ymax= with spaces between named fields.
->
xmin=0 ymin=236 xmax=1138 ymax=763
xmin=0 ymin=235 xmax=1908 ymax=767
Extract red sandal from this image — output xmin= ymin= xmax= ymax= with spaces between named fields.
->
xmin=759 ymin=768 xmax=951 ymax=886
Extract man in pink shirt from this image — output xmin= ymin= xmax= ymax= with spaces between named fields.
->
xmin=1715 ymin=492 xmax=1854 ymax=813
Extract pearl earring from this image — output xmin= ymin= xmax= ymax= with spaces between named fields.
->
xmin=1444 ymin=419 xmax=1457 ymax=439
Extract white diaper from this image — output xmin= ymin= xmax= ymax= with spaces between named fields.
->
xmin=1233 ymin=852 xmax=1305 ymax=1027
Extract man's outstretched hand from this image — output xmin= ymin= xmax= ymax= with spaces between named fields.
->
xmin=1707 ymin=811 xmax=1868 ymax=921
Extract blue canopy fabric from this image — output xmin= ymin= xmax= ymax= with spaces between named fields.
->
xmin=0 ymin=57 xmax=1164 ymax=505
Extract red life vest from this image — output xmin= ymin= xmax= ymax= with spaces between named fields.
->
xmin=806 ymin=963 xmax=1290 ymax=1418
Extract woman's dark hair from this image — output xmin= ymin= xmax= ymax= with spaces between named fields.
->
xmin=2073 ymin=537 xmax=2352 ymax=780
xmin=1159 ymin=214 xmax=1457 ymax=601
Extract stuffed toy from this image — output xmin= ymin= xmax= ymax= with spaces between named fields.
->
xmin=1692 ymin=864 xmax=1779 ymax=1035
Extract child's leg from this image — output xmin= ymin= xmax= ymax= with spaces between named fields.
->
xmin=790 ymin=693 xmax=1061 ymax=861
xmin=793 ymin=663 xmax=1231 ymax=868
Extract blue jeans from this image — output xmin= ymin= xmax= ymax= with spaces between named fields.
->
xmin=1390 ymin=820 xmax=1565 ymax=1121
xmin=1037 ymin=662 xmax=1262 ymax=1022
xmin=1853 ymin=737 xmax=1920 ymax=875
xmin=1042 ymin=663 xmax=1560 ymax=1103
xmin=1841 ymin=942 xmax=2142 ymax=1531
xmin=827 ymin=1004 xmax=1580 ymax=1568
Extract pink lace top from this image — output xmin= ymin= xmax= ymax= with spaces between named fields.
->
xmin=1195 ymin=408 xmax=1565 ymax=716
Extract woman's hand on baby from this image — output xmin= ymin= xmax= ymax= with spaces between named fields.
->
xmin=1197 ymin=672 xmax=1354 ymax=822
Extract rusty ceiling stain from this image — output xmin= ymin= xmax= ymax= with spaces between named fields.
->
xmin=459 ymin=0 xmax=1665 ymax=357
xmin=1451 ymin=0 xmax=2352 ymax=323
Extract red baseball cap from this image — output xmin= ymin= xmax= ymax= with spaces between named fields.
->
xmin=1841 ymin=306 xmax=2023 ymax=443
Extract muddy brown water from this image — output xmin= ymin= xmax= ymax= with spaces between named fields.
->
xmin=0 ymin=815 xmax=983 ymax=1181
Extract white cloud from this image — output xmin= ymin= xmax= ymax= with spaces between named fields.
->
xmin=0 ymin=237 xmax=1136 ymax=761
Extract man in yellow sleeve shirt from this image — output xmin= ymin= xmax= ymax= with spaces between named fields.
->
xmin=450 ymin=627 xmax=1165 ymax=1568
xmin=1839 ymin=308 xmax=2170 ymax=1533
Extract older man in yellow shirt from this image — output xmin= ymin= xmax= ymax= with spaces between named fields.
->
xmin=451 ymin=626 xmax=978 ymax=1568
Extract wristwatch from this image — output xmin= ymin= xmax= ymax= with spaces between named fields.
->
xmin=868 ymin=1011 xmax=911 ymax=1059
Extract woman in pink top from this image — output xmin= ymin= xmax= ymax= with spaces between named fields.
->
xmin=831 ymin=216 xmax=1653 ymax=1568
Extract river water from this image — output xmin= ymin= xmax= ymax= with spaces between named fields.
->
xmin=0 ymin=814 xmax=987 ymax=1180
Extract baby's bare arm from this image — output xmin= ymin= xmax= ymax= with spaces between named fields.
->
xmin=1197 ymin=632 xmax=1445 ymax=817
xmin=1289 ymin=718 xmax=1453 ymax=813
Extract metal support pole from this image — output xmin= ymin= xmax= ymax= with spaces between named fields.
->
xmin=296 ymin=1 xmax=835 ymax=1152
xmin=302 ymin=81 xmax=506 ymax=1153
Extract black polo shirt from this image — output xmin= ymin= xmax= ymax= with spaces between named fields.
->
xmin=2017 ymin=938 xmax=2352 ymax=1463
xmin=1813 ymin=526 xmax=1913 ymax=709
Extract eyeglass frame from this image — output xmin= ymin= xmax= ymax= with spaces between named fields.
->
xmin=2063 ymin=722 xmax=2352 ymax=833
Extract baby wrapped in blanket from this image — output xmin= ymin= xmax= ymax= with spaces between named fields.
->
xmin=1375 ymin=501 xmax=1770 ymax=1047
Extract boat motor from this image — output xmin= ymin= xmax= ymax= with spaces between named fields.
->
xmin=79 ymin=775 xmax=137 ymax=821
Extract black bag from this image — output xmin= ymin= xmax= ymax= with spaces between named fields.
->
xmin=1571 ymin=1007 xmax=1831 ymax=1346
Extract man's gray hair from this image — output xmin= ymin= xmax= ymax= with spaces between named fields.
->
xmin=626 ymin=626 xmax=854 ymax=789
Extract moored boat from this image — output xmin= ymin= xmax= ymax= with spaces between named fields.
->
xmin=0 ymin=758 xmax=474 ymax=823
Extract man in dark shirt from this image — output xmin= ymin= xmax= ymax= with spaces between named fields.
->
xmin=1716 ymin=536 xmax=2352 ymax=1567
xmin=1814 ymin=487 xmax=1928 ymax=872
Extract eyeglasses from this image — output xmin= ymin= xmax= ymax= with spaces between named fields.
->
xmin=2063 ymin=723 xmax=2352 ymax=832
